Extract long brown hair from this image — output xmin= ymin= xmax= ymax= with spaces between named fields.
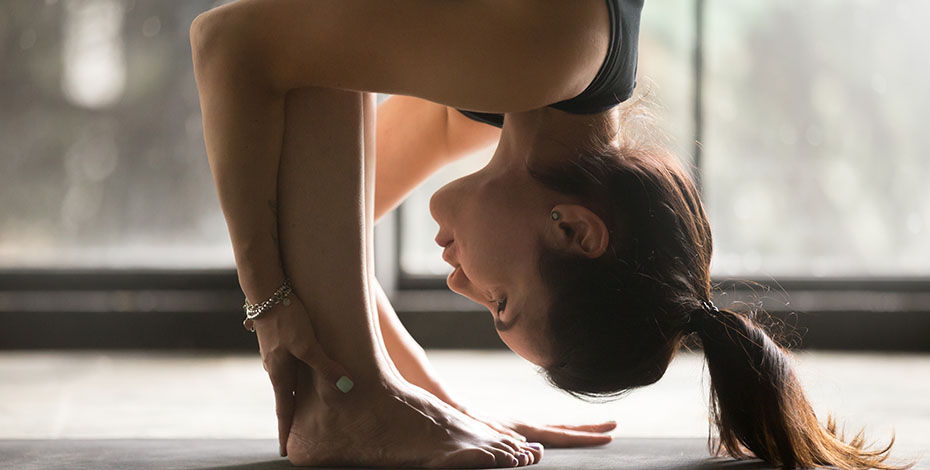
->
xmin=528 ymin=92 xmax=916 ymax=470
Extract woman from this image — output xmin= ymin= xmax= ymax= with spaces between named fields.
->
xmin=190 ymin=0 xmax=914 ymax=468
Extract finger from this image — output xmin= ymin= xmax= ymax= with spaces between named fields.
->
xmin=274 ymin=387 xmax=295 ymax=457
xmin=531 ymin=427 xmax=613 ymax=448
xmin=550 ymin=421 xmax=618 ymax=433
xmin=267 ymin=360 xmax=297 ymax=456
xmin=462 ymin=411 xmax=526 ymax=442
xmin=481 ymin=420 xmax=524 ymax=442
xmin=291 ymin=337 xmax=354 ymax=394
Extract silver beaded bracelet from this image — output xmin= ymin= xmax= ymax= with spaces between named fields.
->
xmin=242 ymin=277 xmax=293 ymax=332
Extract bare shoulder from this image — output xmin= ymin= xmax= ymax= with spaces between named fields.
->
xmin=197 ymin=0 xmax=609 ymax=113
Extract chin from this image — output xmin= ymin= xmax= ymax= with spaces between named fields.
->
xmin=502 ymin=339 xmax=547 ymax=367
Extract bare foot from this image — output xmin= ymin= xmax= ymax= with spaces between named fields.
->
xmin=286 ymin=367 xmax=543 ymax=468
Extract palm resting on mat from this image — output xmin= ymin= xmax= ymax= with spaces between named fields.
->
xmin=190 ymin=0 xmax=915 ymax=468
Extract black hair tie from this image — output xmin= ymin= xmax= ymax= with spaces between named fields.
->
xmin=684 ymin=299 xmax=719 ymax=334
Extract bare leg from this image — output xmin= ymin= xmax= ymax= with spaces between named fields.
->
xmin=275 ymin=88 xmax=537 ymax=468
xmin=190 ymin=9 xmax=536 ymax=465
xmin=274 ymin=88 xmax=385 ymax=381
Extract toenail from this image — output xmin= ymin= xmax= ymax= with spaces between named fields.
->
xmin=528 ymin=442 xmax=543 ymax=450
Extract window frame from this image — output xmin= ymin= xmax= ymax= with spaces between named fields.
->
xmin=2 ymin=264 xmax=928 ymax=351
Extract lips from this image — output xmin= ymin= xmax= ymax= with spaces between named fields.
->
xmin=441 ymin=243 xmax=459 ymax=267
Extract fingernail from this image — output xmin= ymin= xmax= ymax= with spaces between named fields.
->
xmin=336 ymin=376 xmax=354 ymax=393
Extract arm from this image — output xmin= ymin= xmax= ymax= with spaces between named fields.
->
xmin=372 ymin=95 xmax=499 ymax=402
xmin=191 ymin=17 xmax=351 ymax=457
xmin=373 ymin=95 xmax=501 ymax=223
xmin=373 ymin=277 xmax=460 ymax=405
xmin=371 ymin=98 xmax=617 ymax=446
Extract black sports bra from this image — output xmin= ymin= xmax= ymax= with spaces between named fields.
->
xmin=454 ymin=0 xmax=643 ymax=128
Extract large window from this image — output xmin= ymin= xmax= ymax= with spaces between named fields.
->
xmin=2 ymin=1 xmax=927 ymax=351
xmin=400 ymin=0 xmax=930 ymax=280
xmin=3 ymin=0 xmax=928 ymax=278
xmin=703 ymin=0 xmax=930 ymax=277
xmin=1 ymin=0 xmax=232 ymax=269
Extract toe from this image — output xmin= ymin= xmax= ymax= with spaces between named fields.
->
xmin=525 ymin=442 xmax=543 ymax=464
xmin=501 ymin=436 xmax=525 ymax=453
xmin=438 ymin=447 xmax=497 ymax=469
xmin=495 ymin=437 xmax=521 ymax=454
xmin=492 ymin=442 xmax=529 ymax=465
xmin=485 ymin=445 xmax=519 ymax=468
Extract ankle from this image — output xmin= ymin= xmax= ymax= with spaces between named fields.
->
xmin=309 ymin=363 xmax=405 ymax=406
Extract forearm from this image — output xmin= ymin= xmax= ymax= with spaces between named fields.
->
xmin=191 ymin=23 xmax=287 ymax=302
xmin=211 ymin=148 xmax=286 ymax=302
xmin=372 ymin=277 xmax=460 ymax=406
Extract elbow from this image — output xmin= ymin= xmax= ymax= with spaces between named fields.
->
xmin=189 ymin=9 xmax=222 ymax=73
xmin=189 ymin=6 xmax=261 ymax=83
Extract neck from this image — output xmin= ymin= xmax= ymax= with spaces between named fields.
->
xmin=499 ymin=106 xmax=619 ymax=170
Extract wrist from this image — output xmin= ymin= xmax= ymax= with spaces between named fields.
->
xmin=237 ymin=265 xmax=287 ymax=304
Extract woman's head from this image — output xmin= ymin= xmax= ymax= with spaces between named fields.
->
xmin=429 ymin=95 xmax=700 ymax=372
xmin=428 ymin=104 xmax=621 ymax=366
xmin=431 ymin=93 xmax=913 ymax=470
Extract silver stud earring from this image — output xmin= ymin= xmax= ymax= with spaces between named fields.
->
xmin=551 ymin=211 xmax=561 ymax=221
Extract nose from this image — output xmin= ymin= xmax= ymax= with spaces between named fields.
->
xmin=429 ymin=180 xmax=455 ymax=226
xmin=428 ymin=191 xmax=440 ymax=223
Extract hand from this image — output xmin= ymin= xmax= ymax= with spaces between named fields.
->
xmin=252 ymin=292 xmax=353 ymax=457
xmin=457 ymin=405 xmax=616 ymax=448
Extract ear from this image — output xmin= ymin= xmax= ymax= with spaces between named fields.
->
xmin=546 ymin=204 xmax=609 ymax=258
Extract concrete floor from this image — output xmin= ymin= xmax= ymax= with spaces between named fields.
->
xmin=1 ymin=350 xmax=928 ymax=454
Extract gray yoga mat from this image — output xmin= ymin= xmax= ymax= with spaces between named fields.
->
xmin=0 ymin=438 xmax=926 ymax=470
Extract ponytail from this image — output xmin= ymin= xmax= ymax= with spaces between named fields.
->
xmin=696 ymin=306 xmax=915 ymax=470
xmin=528 ymin=89 xmax=915 ymax=469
